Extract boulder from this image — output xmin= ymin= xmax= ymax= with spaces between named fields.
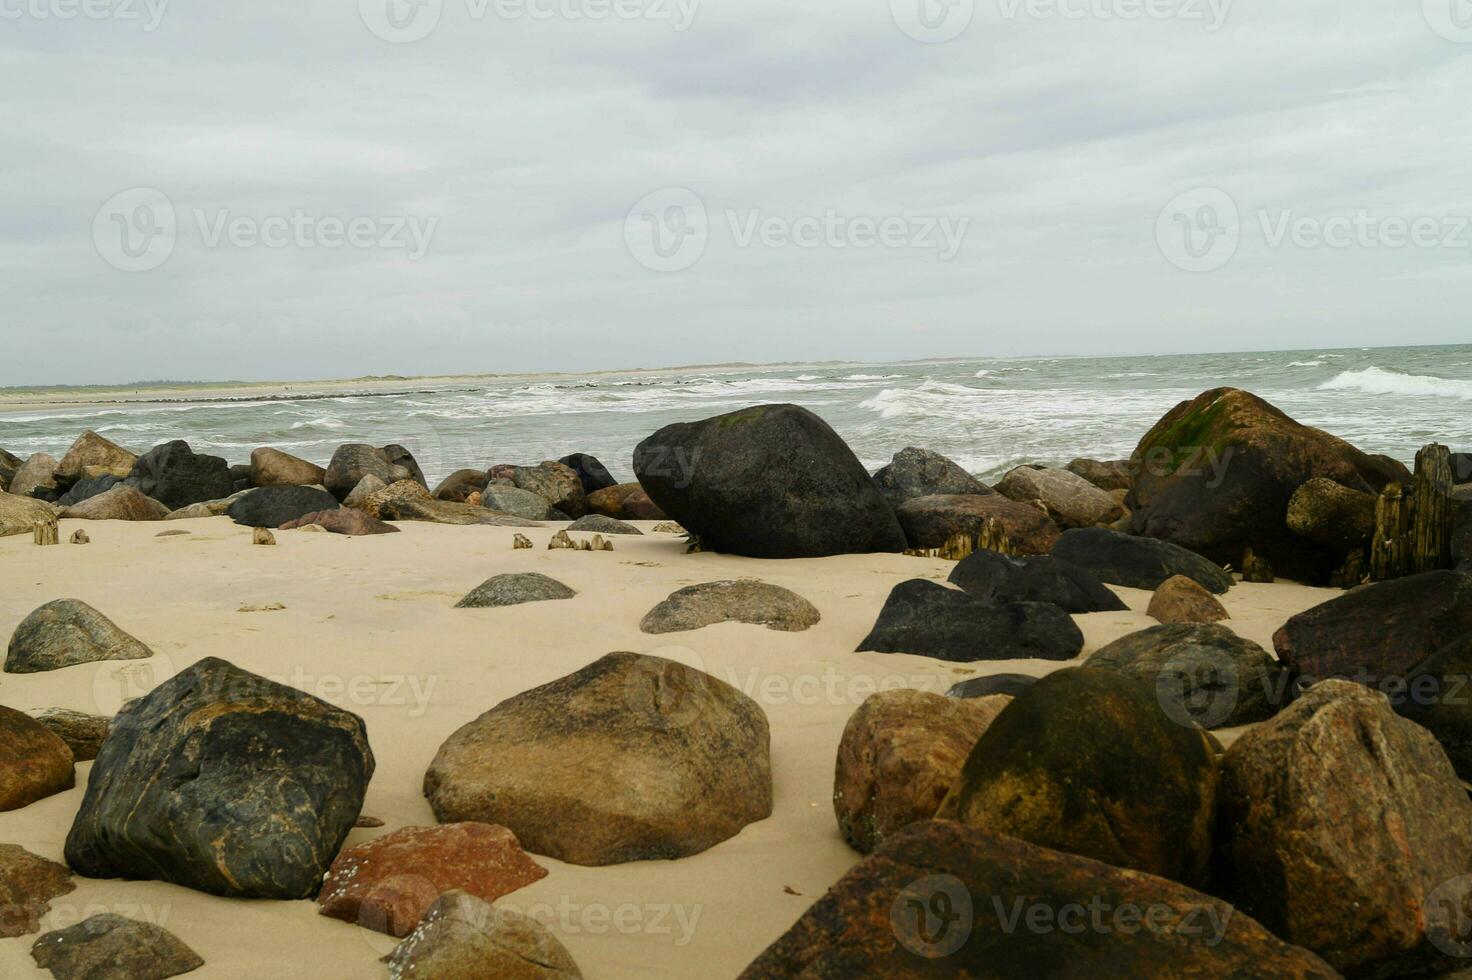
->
xmin=1399 ymin=633 xmax=1472 ymax=780
xmin=424 ymin=652 xmax=772 ymax=865
xmin=6 ymin=599 xmax=153 ymax=674
xmin=1455 ymin=452 xmax=1472 ymax=483
xmin=739 ymin=821 xmax=1336 ymax=979
xmin=384 ymin=890 xmax=582 ymax=980
xmin=456 ymin=573 xmax=576 ymax=609
xmin=996 ymin=465 xmax=1125 ymax=529
xmin=60 ymin=484 xmax=169 ymax=522
xmin=317 ymin=823 xmax=547 ymax=938
xmin=29 ymin=913 xmax=203 ymax=980
xmin=0 ymin=492 xmax=57 ymax=537
xmin=895 ymin=494 xmax=1060 ymax=554
xmin=279 ymin=509 xmax=399 ymax=536
xmin=871 ymin=447 xmax=991 ymax=510
xmin=1147 ymin=575 xmax=1229 ymax=624
xmin=229 ymin=463 xmax=252 ymax=493
xmin=1083 ymin=624 xmax=1288 ymax=728
xmin=0 ymin=844 xmax=74 ymax=939
xmin=225 ymin=486 xmax=338 ymax=528
xmin=481 ymin=485 xmax=556 ymax=521
xmin=124 ymin=441 xmax=234 ymax=510
xmin=361 ymin=478 xmax=434 ymax=518
xmin=1286 ymin=476 xmax=1376 ymax=554
xmin=1218 ymin=680 xmax=1472 ymax=976
xmin=567 ymin=513 xmax=641 ymax=535
xmin=0 ymin=706 xmax=75 ymax=811
xmin=946 ymin=673 xmax=1037 ymax=699
xmin=433 ymin=468 xmax=489 ymax=502
xmin=856 ymin=580 xmax=1083 ymax=663
xmin=10 ymin=452 xmax=59 ymax=500
xmin=380 ymin=497 xmax=543 ymax=527
xmin=1273 ymin=570 xmax=1472 ymax=682
xmin=28 ymin=708 xmax=110 ymax=762
xmin=640 ymin=580 xmax=820 ymax=634
xmin=1127 ymin=388 xmax=1408 ymax=582
xmin=324 ymin=444 xmax=426 ymax=500
xmin=937 ymin=668 xmax=1218 ymax=888
xmin=249 ymin=447 xmax=326 ymax=488
xmin=0 ymin=446 xmax=19 ymax=470
xmin=511 ymin=461 xmax=587 ymax=518
xmin=65 ymin=657 xmax=374 ymax=899
xmin=55 ymin=474 xmax=121 ymax=508
xmin=947 ymin=549 xmax=1126 ymax=613
xmin=584 ymin=482 xmax=644 ymax=519
xmin=343 ymin=473 xmax=389 ymax=510
xmin=1065 ymin=457 xmax=1135 ymax=492
xmin=833 ymin=690 xmax=1010 ymax=854
xmin=634 ymin=404 xmax=907 ymax=559
xmin=559 ymin=452 xmax=618 ymax=495
xmin=54 ymin=431 xmax=136 ymax=485
xmin=162 ymin=487 xmax=252 ymax=520
xmin=620 ymin=487 xmax=666 ymax=520
xmin=1051 ymin=527 xmax=1233 ymax=593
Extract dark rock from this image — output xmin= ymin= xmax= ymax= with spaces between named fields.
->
xmin=433 ymin=468 xmax=489 ymax=502
xmin=739 ymin=821 xmax=1336 ymax=979
xmin=937 ymin=668 xmax=1218 ymax=888
xmin=6 ymin=599 xmax=153 ymax=674
xmin=1127 ymin=388 xmax=1408 ymax=582
xmin=559 ymin=452 xmax=618 ymax=495
xmin=871 ymin=447 xmax=991 ymax=510
xmin=0 ymin=706 xmax=75 ymax=811
xmin=1452 ymin=452 xmax=1472 ymax=483
xmin=833 ymin=690 xmax=1010 ymax=854
xmin=317 ymin=823 xmax=547 ymax=938
xmin=61 ymin=485 xmax=170 ymax=522
xmin=385 ymin=890 xmax=582 ymax=980
xmin=0 ymin=447 xmax=19 ymax=470
xmin=124 ymin=441 xmax=234 ymax=510
xmin=1286 ymin=477 xmax=1376 ymax=553
xmin=249 ymin=447 xmax=326 ymax=488
xmin=512 ymin=461 xmax=587 ymax=518
xmin=226 ymin=486 xmax=339 ymax=528
xmin=56 ymin=475 xmax=121 ymax=508
xmin=29 ymin=913 xmax=203 ymax=980
xmin=324 ymin=444 xmax=426 ymax=500
xmin=856 ymin=580 xmax=1083 ymax=663
xmin=379 ymin=497 xmax=542 ymax=527
xmin=1084 ymin=624 xmax=1288 ymax=728
xmin=456 ymin=573 xmax=576 ymax=609
xmin=567 ymin=513 xmax=641 ymax=535
xmin=278 ymin=509 xmax=400 ymax=536
xmin=634 ymin=404 xmax=906 ymax=559
xmin=481 ymin=485 xmax=556 ymax=520
xmin=996 ymin=465 xmax=1125 ymax=529
xmin=947 ymin=549 xmax=1126 ymax=613
xmin=895 ymin=494 xmax=1061 ymax=554
xmin=946 ymin=673 xmax=1037 ymax=699
xmin=1065 ymin=457 xmax=1135 ymax=492
xmin=1147 ymin=575 xmax=1230 ymax=624
xmin=1218 ymin=680 xmax=1472 ymax=976
xmin=640 ymin=580 xmax=820 ymax=634
xmin=1051 ymin=527 xmax=1233 ymax=593
xmin=1400 ymin=633 xmax=1472 ymax=781
xmin=11 ymin=453 xmax=60 ymax=500
xmin=65 ymin=657 xmax=374 ymax=899
xmin=424 ymin=652 xmax=772 ymax=866
xmin=0 ymin=844 xmax=74 ymax=939
xmin=29 ymin=709 xmax=111 ymax=762
xmin=1273 ymin=570 xmax=1472 ymax=682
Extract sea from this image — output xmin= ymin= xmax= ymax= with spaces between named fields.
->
xmin=4 ymin=345 xmax=1470 ymax=488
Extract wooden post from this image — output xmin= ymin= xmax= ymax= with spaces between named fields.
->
xmin=33 ymin=519 xmax=58 ymax=546
xmin=1411 ymin=443 xmax=1454 ymax=574
xmin=1370 ymin=482 xmax=1409 ymax=581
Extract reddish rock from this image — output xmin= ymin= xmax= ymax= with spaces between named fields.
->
xmin=0 ymin=844 xmax=75 ymax=938
xmin=895 ymin=494 xmax=1061 ymax=554
xmin=1147 ymin=575 xmax=1229 ymax=625
xmin=586 ymin=483 xmax=641 ymax=519
xmin=0 ymin=706 xmax=74 ymax=811
xmin=620 ymin=488 xmax=666 ymax=520
xmin=317 ymin=823 xmax=548 ymax=938
xmin=280 ymin=509 xmax=400 ymax=536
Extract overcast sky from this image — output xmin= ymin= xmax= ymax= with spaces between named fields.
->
xmin=3 ymin=0 xmax=1470 ymax=385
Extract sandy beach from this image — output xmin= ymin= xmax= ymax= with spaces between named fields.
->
xmin=0 ymin=516 xmax=1333 ymax=978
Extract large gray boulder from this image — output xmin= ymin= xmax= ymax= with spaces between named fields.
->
xmin=6 ymin=599 xmax=153 ymax=674
xmin=996 ymin=465 xmax=1125 ymax=529
xmin=324 ymin=444 xmax=426 ymax=500
xmin=871 ymin=447 xmax=991 ymax=510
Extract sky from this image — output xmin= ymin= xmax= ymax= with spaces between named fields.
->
xmin=2 ymin=0 xmax=1471 ymax=385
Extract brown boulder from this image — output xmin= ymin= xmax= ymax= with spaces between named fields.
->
xmin=0 ymin=492 xmax=57 ymax=537
xmin=360 ymin=478 xmax=433 ymax=518
xmin=279 ymin=508 xmax=400 ymax=536
xmin=318 ymin=823 xmax=547 ymax=938
xmin=833 ymin=690 xmax=1010 ymax=854
xmin=249 ymin=447 xmax=326 ymax=488
xmin=28 ymin=709 xmax=111 ymax=762
xmin=512 ymin=461 xmax=587 ymax=518
xmin=586 ymin=482 xmax=640 ymax=518
xmin=621 ymin=487 xmax=666 ymax=520
xmin=433 ymin=468 xmax=489 ymax=502
xmin=896 ymin=494 xmax=1061 ymax=553
xmin=0 ymin=844 xmax=75 ymax=938
xmin=1218 ymin=679 xmax=1472 ymax=976
xmin=996 ymin=465 xmax=1125 ymax=529
xmin=1066 ymin=456 xmax=1135 ymax=492
xmin=54 ymin=431 xmax=136 ymax=484
xmin=0 ymin=706 xmax=75 ymax=811
xmin=10 ymin=453 xmax=59 ymax=499
xmin=739 ymin=821 xmax=1337 ymax=979
xmin=60 ymin=484 xmax=169 ymax=521
xmin=324 ymin=443 xmax=426 ymax=499
xmin=424 ymin=652 xmax=772 ymax=866
xmin=385 ymin=890 xmax=582 ymax=980
xmin=380 ymin=497 xmax=543 ymax=527
xmin=1147 ymin=575 xmax=1229 ymax=625
xmin=1286 ymin=477 xmax=1375 ymax=553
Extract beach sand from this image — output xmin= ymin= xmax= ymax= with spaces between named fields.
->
xmin=0 ymin=518 xmax=1334 ymax=978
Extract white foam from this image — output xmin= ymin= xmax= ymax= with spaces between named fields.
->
xmin=1318 ymin=367 xmax=1472 ymax=401
xmin=1287 ymin=359 xmax=1324 ymax=368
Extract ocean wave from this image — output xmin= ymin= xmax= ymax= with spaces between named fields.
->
xmin=1318 ymin=367 xmax=1472 ymax=401
xmin=843 ymin=374 xmax=900 ymax=381
xmin=1287 ymin=359 xmax=1324 ymax=368
xmin=290 ymin=417 xmax=347 ymax=430
xmin=794 ymin=374 xmax=820 ymax=381
xmin=973 ymin=370 xmax=991 ymax=378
